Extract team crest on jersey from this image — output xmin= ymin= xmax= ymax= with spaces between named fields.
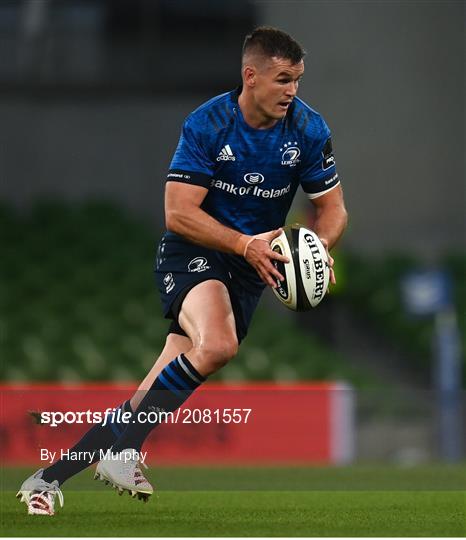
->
xmin=280 ymin=141 xmax=301 ymax=167
xmin=188 ymin=257 xmax=211 ymax=273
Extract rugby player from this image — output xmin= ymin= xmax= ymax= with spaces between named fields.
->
xmin=18 ymin=26 xmax=347 ymax=515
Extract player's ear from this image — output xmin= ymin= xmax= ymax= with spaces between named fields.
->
xmin=243 ymin=65 xmax=256 ymax=88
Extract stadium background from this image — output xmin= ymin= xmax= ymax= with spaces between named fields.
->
xmin=0 ymin=0 xmax=464 ymax=516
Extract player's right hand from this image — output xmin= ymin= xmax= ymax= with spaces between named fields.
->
xmin=241 ymin=229 xmax=290 ymax=288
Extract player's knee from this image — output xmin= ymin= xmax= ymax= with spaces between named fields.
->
xmin=195 ymin=335 xmax=238 ymax=375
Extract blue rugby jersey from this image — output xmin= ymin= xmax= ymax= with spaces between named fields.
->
xmin=165 ymin=88 xmax=340 ymax=291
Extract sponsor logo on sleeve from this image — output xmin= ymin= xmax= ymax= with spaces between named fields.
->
xmin=324 ymin=173 xmax=339 ymax=185
xmin=321 ymin=138 xmax=335 ymax=171
xmin=167 ymin=172 xmax=192 ymax=180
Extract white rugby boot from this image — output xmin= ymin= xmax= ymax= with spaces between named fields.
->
xmin=16 ymin=468 xmax=64 ymax=515
xmin=95 ymin=448 xmax=153 ymax=502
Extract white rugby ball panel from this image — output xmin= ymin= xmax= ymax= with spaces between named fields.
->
xmin=271 ymin=224 xmax=330 ymax=311
xmin=297 ymin=227 xmax=330 ymax=307
xmin=288 ymin=225 xmax=311 ymax=311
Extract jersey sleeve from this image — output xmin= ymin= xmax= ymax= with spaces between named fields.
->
xmin=299 ymin=116 xmax=340 ymax=199
xmin=166 ymin=115 xmax=214 ymax=188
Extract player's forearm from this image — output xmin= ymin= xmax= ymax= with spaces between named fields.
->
xmin=166 ymin=205 xmax=249 ymax=256
xmin=313 ymin=204 xmax=348 ymax=250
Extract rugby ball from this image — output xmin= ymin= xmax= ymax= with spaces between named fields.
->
xmin=270 ymin=224 xmax=330 ymax=311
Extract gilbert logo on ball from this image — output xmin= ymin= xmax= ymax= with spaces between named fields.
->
xmin=271 ymin=224 xmax=330 ymax=311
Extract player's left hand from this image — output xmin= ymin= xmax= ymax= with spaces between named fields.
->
xmin=319 ymin=238 xmax=336 ymax=286
xmin=240 ymin=229 xmax=290 ymax=288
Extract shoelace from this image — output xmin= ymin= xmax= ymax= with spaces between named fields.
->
xmin=32 ymin=482 xmax=64 ymax=508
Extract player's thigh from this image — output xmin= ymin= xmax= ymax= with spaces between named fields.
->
xmin=130 ymin=332 xmax=192 ymax=410
xmin=178 ymin=279 xmax=238 ymax=372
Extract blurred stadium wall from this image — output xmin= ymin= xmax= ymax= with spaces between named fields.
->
xmin=1 ymin=1 xmax=464 ymax=463
xmin=0 ymin=0 xmax=464 ymax=257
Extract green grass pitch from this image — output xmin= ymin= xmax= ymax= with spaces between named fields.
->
xmin=1 ymin=466 xmax=465 ymax=537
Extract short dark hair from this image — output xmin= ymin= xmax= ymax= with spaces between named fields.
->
xmin=242 ymin=26 xmax=305 ymax=64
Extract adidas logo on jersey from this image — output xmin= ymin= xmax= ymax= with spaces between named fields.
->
xmin=216 ymin=144 xmax=236 ymax=161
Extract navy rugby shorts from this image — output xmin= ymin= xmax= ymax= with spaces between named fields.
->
xmin=154 ymin=233 xmax=262 ymax=343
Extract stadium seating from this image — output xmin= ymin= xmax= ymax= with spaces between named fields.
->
xmin=1 ymin=202 xmax=360 ymax=384
xmin=338 ymin=251 xmax=465 ymax=385
xmin=2 ymin=202 xmax=463 ymax=385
